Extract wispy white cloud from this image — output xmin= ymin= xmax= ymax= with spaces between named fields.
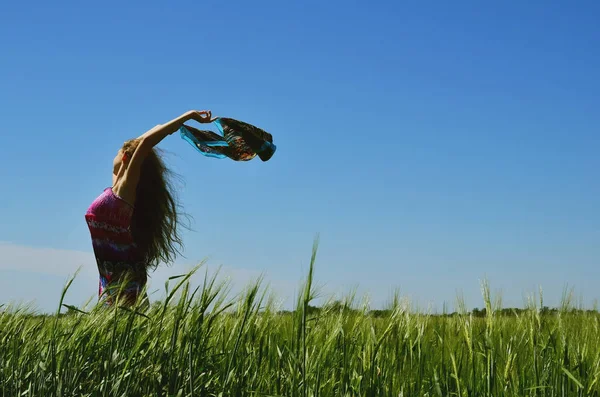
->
xmin=0 ymin=242 xmax=301 ymax=313
xmin=0 ymin=241 xmax=483 ymax=314
xmin=0 ymin=242 xmax=415 ymax=314
xmin=0 ymin=241 xmax=96 ymax=277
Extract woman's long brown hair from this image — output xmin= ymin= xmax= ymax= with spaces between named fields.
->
xmin=122 ymin=139 xmax=189 ymax=271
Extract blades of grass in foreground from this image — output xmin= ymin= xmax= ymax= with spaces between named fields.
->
xmin=2 ymin=242 xmax=600 ymax=396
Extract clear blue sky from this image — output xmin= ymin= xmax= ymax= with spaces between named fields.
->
xmin=0 ymin=1 xmax=598 ymax=313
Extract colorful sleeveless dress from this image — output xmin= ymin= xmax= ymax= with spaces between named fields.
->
xmin=85 ymin=187 xmax=148 ymax=306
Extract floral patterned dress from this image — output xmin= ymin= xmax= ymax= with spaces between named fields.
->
xmin=85 ymin=187 xmax=147 ymax=306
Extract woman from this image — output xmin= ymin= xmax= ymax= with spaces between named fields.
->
xmin=84 ymin=110 xmax=214 ymax=307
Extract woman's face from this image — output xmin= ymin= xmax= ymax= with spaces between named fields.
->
xmin=112 ymin=148 xmax=130 ymax=185
xmin=113 ymin=148 xmax=124 ymax=176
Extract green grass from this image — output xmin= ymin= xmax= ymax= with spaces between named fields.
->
xmin=2 ymin=239 xmax=600 ymax=396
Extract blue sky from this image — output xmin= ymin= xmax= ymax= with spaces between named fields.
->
xmin=0 ymin=1 xmax=598 ymax=313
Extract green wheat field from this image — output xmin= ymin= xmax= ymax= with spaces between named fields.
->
xmin=1 ymin=241 xmax=599 ymax=396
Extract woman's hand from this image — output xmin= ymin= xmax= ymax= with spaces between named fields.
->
xmin=185 ymin=110 xmax=215 ymax=124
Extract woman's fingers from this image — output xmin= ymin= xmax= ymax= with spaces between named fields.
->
xmin=194 ymin=110 xmax=213 ymax=123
